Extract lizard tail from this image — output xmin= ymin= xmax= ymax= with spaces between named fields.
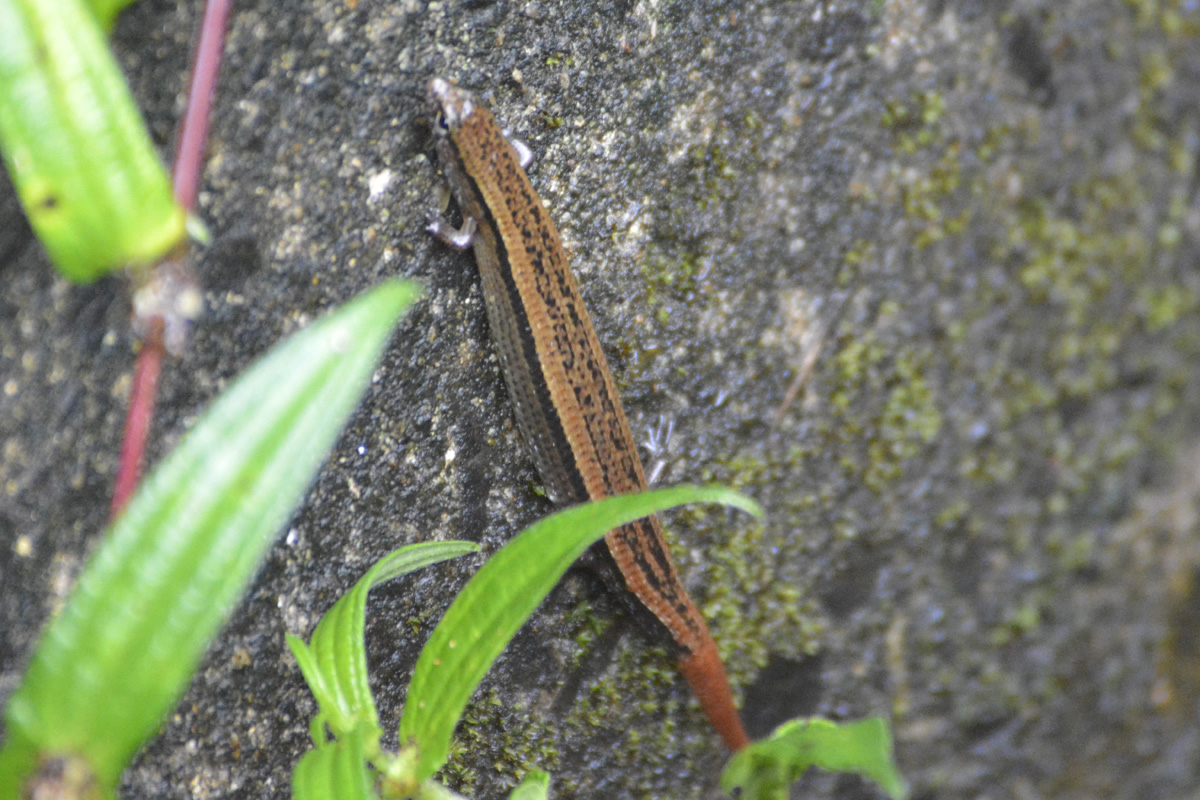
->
xmin=677 ymin=635 xmax=750 ymax=752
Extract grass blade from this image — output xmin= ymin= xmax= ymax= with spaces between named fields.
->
xmin=398 ymin=485 xmax=760 ymax=780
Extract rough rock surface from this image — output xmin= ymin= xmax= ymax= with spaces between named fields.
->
xmin=3 ymin=1 xmax=1199 ymax=798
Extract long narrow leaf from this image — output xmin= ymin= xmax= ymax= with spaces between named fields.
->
xmin=288 ymin=541 xmax=480 ymax=741
xmin=0 ymin=280 xmax=420 ymax=797
xmin=398 ymin=485 xmax=760 ymax=780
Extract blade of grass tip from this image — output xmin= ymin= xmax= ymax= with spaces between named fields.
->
xmin=399 ymin=485 xmax=759 ymax=780
xmin=291 ymin=541 xmax=480 ymax=740
xmin=0 ymin=280 xmax=420 ymax=797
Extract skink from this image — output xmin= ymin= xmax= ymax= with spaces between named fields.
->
xmin=426 ymin=77 xmax=749 ymax=752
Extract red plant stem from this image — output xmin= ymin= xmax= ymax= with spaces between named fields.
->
xmin=173 ymin=0 xmax=232 ymax=212
xmin=111 ymin=317 xmax=165 ymax=517
xmin=110 ymin=0 xmax=231 ymax=519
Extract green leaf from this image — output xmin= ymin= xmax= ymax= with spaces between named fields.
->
xmin=508 ymin=770 xmax=550 ymax=800
xmin=84 ymin=0 xmax=139 ymax=29
xmin=398 ymin=485 xmax=760 ymax=780
xmin=0 ymin=0 xmax=184 ymax=281
xmin=721 ymin=716 xmax=908 ymax=800
xmin=0 ymin=280 xmax=421 ymax=798
xmin=292 ymin=724 xmax=378 ymax=800
xmin=288 ymin=541 xmax=480 ymax=741
xmin=412 ymin=780 xmax=468 ymax=800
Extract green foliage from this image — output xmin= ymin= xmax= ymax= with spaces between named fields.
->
xmin=722 ymin=717 xmax=907 ymax=800
xmin=287 ymin=542 xmax=480 ymax=746
xmin=84 ymin=0 xmax=137 ymax=28
xmin=399 ymin=486 xmax=761 ymax=781
xmin=507 ymin=770 xmax=550 ymax=800
xmin=287 ymin=485 xmax=907 ymax=799
xmin=289 ymin=486 xmax=760 ymax=796
xmin=0 ymin=281 xmax=420 ymax=799
xmin=0 ymin=0 xmax=184 ymax=281
xmin=293 ymin=726 xmax=379 ymax=800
